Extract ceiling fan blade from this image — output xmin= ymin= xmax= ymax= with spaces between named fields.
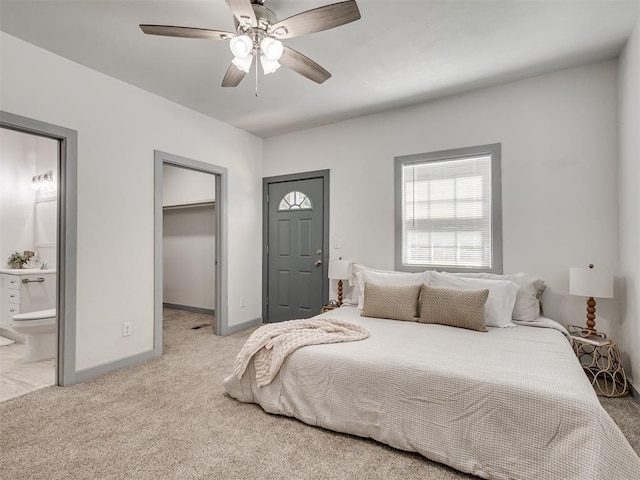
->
xmin=222 ymin=63 xmax=247 ymax=87
xmin=280 ymin=46 xmax=331 ymax=84
xmin=225 ymin=0 xmax=258 ymax=28
xmin=270 ymin=1 xmax=361 ymax=39
xmin=140 ymin=25 xmax=235 ymax=41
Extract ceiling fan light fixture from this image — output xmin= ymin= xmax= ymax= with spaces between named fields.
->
xmin=141 ymin=0 xmax=362 ymax=88
xmin=260 ymin=37 xmax=284 ymax=61
xmin=232 ymin=53 xmax=253 ymax=73
xmin=230 ymin=35 xmax=253 ymax=58
xmin=260 ymin=55 xmax=281 ymax=74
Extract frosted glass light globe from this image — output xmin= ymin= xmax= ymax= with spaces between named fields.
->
xmin=260 ymin=37 xmax=284 ymax=61
xmin=230 ymin=35 xmax=253 ymax=58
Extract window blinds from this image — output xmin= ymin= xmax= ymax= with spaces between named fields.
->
xmin=401 ymin=155 xmax=492 ymax=269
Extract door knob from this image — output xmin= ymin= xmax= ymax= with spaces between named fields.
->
xmin=315 ymin=260 xmax=322 ymax=266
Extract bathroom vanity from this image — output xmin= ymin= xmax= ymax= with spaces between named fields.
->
xmin=0 ymin=269 xmax=56 ymax=332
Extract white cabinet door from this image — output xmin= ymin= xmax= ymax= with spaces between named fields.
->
xmin=20 ymin=273 xmax=56 ymax=312
xmin=0 ymin=273 xmax=56 ymax=329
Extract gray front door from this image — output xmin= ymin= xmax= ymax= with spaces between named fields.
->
xmin=267 ymin=177 xmax=325 ymax=322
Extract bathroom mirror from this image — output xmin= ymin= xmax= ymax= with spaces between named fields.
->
xmin=35 ymin=197 xmax=57 ymax=247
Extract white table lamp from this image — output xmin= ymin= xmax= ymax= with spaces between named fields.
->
xmin=569 ymin=264 xmax=613 ymax=334
xmin=328 ymin=258 xmax=350 ymax=306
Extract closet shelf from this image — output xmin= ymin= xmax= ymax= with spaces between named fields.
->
xmin=163 ymin=200 xmax=215 ymax=211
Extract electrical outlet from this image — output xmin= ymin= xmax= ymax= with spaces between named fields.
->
xmin=122 ymin=322 xmax=132 ymax=337
xmin=240 ymin=297 xmax=246 ymax=308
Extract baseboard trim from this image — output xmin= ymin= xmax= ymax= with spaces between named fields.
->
xmin=163 ymin=303 xmax=215 ymax=316
xmin=224 ymin=317 xmax=263 ymax=336
xmin=73 ymin=349 xmax=160 ymax=383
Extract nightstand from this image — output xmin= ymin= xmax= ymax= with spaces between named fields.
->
xmin=321 ymin=304 xmax=339 ymax=314
xmin=568 ymin=326 xmax=628 ymax=397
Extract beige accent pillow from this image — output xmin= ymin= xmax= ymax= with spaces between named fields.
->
xmin=355 ymin=269 xmax=433 ymax=310
xmin=361 ymin=282 xmax=421 ymax=322
xmin=419 ymin=284 xmax=489 ymax=332
xmin=428 ymin=272 xmax=519 ymax=328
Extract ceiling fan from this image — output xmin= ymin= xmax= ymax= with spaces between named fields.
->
xmin=140 ymin=0 xmax=361 ymax=88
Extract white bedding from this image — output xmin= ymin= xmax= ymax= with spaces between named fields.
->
xmin=223 ymin=306 xmax=640 ymax=479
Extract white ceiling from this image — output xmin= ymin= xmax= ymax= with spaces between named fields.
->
xmin=1 ymin=0 xmax=638 ymax=138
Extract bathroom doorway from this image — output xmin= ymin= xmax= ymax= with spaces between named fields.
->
xmin=154 ymin=151 xmax=228 ymax=355
xmin=0 ymin=111 xmax=78 ymax=394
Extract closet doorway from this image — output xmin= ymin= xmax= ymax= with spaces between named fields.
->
xmin=154 ymin=151 xmax=228 ymax=352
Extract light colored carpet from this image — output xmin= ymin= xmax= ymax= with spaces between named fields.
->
xmin=1 ymin=309 xmax=638 ymax=480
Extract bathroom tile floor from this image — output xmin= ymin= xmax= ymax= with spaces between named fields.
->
xmin=0 ymin=342 xmax=55 ymax=402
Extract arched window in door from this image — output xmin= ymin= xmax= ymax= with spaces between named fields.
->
xmin=278 ymin=191 xmax=313 ymax=211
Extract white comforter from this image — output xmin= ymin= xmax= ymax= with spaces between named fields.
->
xmin=223 ymin=307 xmax=640 ymax=480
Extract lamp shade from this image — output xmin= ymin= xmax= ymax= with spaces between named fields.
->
xmin=569 ymin=265 xmax=613 ymax=298
xmin=328 ymin=259 xmax=350 ymax=280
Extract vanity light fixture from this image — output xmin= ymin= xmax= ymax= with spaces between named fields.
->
xmin=31 ymin=171 xmax=55 ymax=192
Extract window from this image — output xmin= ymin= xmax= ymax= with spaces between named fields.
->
xmin=278 ymin=191 xmax=312 ymax=211
xmin=395 ymin=144 xmax=502 ymax=273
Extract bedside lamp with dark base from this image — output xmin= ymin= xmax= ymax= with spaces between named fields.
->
xmin=328 ymin=257 xmax=350 ymax=306
xmin=568 ymin=264 xmax=626 ymax=397
xmin=569 ymin=263 xmax=613 ymax=337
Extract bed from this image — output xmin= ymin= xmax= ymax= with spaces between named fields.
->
xmin=224 ymin=269 xmax=640 ymax=479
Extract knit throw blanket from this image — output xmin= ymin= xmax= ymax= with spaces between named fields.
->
xmin=233 ymin=318 xmax=369 ymax=387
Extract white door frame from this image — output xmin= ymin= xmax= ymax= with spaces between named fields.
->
xmin=0 ymin=110 xmax=78 ymax=386
xmin=153 ymin=151 xmax=228 ymax=344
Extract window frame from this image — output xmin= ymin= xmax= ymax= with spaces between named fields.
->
xmin=394 ymin=143 xmax=503 ymax=274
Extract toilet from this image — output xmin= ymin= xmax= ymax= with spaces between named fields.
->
xmin=10 ymin=309 xmax=56 ymax=363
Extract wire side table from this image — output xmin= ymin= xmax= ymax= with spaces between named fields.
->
xmin=568 ymin=326 xmax=628 ymax=398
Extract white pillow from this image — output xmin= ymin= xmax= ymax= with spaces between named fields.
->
xmin=346 ymin=263 xmax=401 ymax=305
xmin=356 ymin=269 xmax=434 ymax=310
xmin=348 ymin=263 xmax=396 ymax=286
xmin=450 ymin=272 xmax=545 ymax=321
xmin=429 ymin=271 xmax=520 ymax=328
